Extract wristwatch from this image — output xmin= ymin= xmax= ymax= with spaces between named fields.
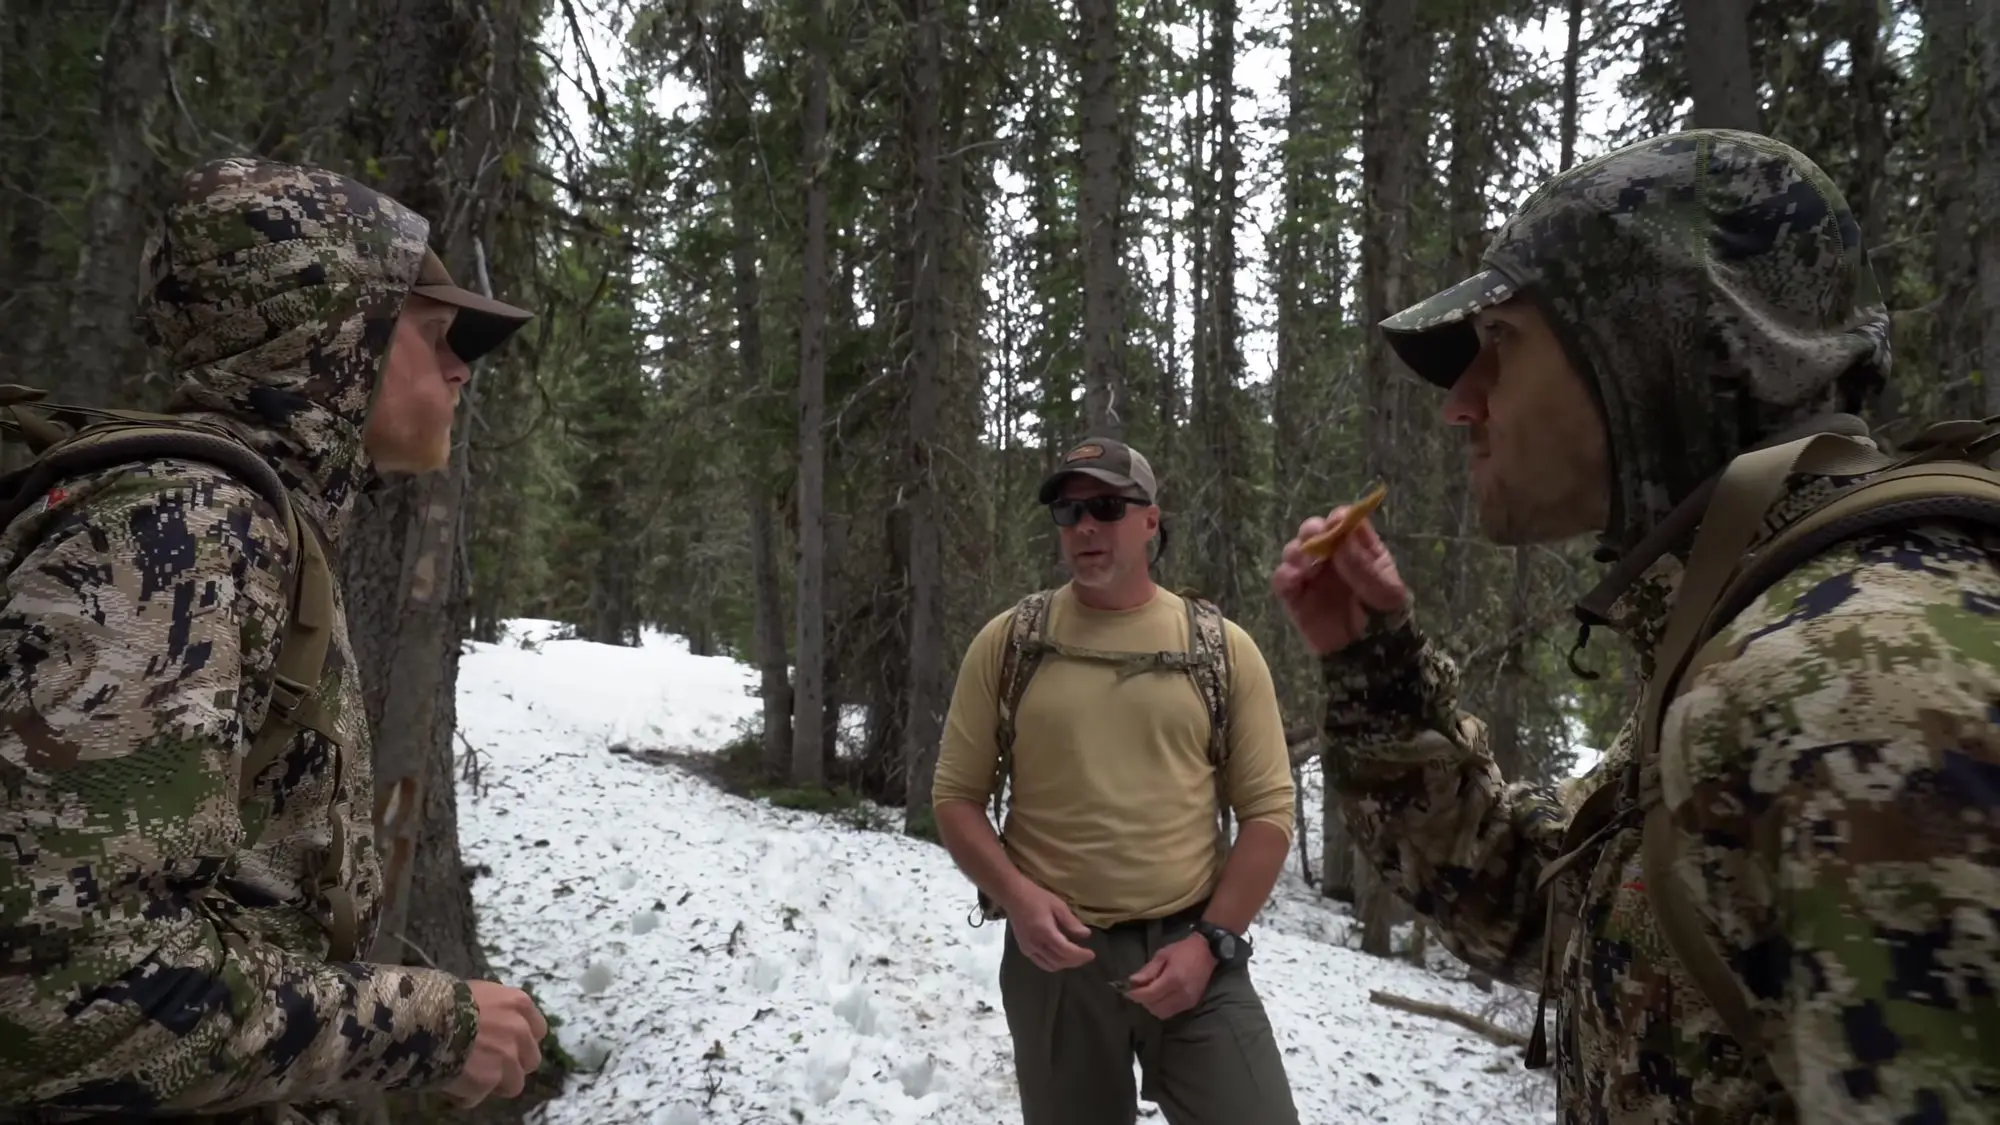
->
xmin=1192 ymin=920 xmax=1252 ymax=969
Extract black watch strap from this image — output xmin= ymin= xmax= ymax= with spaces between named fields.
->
xmin=1194 ymin=920 xmax=1250 ymax=966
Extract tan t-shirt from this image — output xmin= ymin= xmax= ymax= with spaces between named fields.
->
xmin=931 ymin=584 xmax=1296 ymax=927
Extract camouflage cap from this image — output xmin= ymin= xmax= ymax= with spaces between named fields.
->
xmin=1382 ymin=129 xmax=1891 ymax=548
xmin=1038 ymin=437 xmax=1159 ymax=505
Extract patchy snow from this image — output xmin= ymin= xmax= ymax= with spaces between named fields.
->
xmin=456 ymin=620 xmax=1551 ymax=1124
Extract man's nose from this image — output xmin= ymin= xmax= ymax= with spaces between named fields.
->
xmin=1440 ymin=369 xmax=1489 ymax=426
xmin=442 ymin=352 xmax=472 ymax=388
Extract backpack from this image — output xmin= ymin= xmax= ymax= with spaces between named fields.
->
xmin=1520 ymin=415 xmax=2000 ymax=1113
xmin=973 ymin=587 xmax=1234 ymax=922
xmin=0 ymin=384 xmax=358 ymax=961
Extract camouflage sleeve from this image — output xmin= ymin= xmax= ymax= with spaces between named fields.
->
xmin=0 ymin=467 xmax=477 ymax=1115
xmin=1321 ymin=607 xmax=1570 ymax=988
xmin=1665 ymin=528 xmax=2000 ymax=1118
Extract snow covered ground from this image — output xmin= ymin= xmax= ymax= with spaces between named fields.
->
xmin=455 ymin=620 xmax=1552 ymax=1124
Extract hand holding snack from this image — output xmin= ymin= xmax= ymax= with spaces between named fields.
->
xmin=1272 ymin=483 xmax=1409 ymax=656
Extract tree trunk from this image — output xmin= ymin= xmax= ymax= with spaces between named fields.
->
xmin=63 ymin=0 xmax=171 ymax=407
xmin=1560 ymin=0 xmax=1581 ymax=171
xmin=339 ymin=4 xmax=571 ymax=1121
xmin=708 ymin=2 xmax=795 ymax=779
xmin=1355 ymin=0 xmax=1426 ymax=957
xmin=1843 ymin=0 xmax=1888 ymax=245
xmin=349 ymin=0 xmax=479 ymax=973
xmin=1927 ymin=0 xmax=1978 ymax=408
xmin=0 ymin=3 xmax=56 ymax=408
xmin=900 ymin=0 xmax=947 ymax=827
xmin=793 ymin=0 xmax=832 ymax=787
xmin=1076 ymin=0 xmax=1124 ymax=437
xmin=1320 ymin=801 xmax=1356 ymax=903
xmin=364 ymin=8 xmax=558 ymax=1118
xmin=1681 ymin=0 xmax=1759 ymax=132
xmin=1357 ymin=849 xmax=1396 ymax=957
xmin=792 ymin=189 xmax=830 ymax=786
xmin=748 ymin=500 xmax=794 ymax=776
xmin=1190 ymin=0 xmax=1253 ymax=615
xmin=1976 ymin=0 xmax=2000 ymax=417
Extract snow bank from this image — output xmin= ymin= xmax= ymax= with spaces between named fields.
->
xmin=456 ymin=620 xmax=1550 ymax=1124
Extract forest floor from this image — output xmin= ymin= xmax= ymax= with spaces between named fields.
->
xmin=454 ymin=619 xmax=1553 ymax=1124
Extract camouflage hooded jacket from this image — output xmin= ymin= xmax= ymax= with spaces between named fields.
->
xmin=0 ymin=161 xmax=476 ymax=1120
xmin=1323 ymin=131 xmax=2000 ymax=1122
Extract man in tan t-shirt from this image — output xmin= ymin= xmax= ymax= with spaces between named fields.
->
xmin=932 ymin=438 xmax=1300 ymax=1125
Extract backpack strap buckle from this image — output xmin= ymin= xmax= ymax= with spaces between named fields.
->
xmin=267 ymin=671 xmax=313 ymax=718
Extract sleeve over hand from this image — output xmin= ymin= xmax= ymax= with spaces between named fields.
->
xmin=1320 ymin=607 xmax=1574 ymax=988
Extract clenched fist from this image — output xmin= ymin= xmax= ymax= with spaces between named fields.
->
xmin=445 ymin=980 xmax=549 ymax=1108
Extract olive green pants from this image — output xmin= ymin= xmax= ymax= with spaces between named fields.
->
xmin=999 ymin=912 xmax=1299 ymax=1125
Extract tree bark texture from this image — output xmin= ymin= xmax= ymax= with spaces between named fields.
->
xmin=1076 ymin=0 xmax=1125 ymax=437
xmin=793 ymin=0 xmax=833 ymax=787
xmin=1681 ymin=0 xmax=1760 ymax=132
xmin=1355 ymin=0 xmax=1427 ymax=956
xmin=900 ymin=0 xmax=948 ymax=824
xmin=709 ymin=2 xmax=795 ymax=779
xmin=63 ymin=0 xmax=171 ymax=407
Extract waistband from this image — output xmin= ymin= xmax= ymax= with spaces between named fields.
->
xmin=1098 ymin=898 xmax=1208 ymax=934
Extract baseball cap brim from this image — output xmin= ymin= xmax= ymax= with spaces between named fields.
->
xmin=1036 ymin=467 xmax=1151 ymax=506
xmin=409 ymin=249 xmax=534 ymax=363
xmin=1379 ymin=267 xmax=1521 ymax=389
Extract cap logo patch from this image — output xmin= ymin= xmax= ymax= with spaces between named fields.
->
xmin=1066 ymin=444 xmax=1104 ymax=462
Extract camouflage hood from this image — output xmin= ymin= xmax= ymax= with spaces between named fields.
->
xmin=1378 ymin=130 xmax=1891 ymax=634
xmin=138 ymin=158 xmax=431 ymax=543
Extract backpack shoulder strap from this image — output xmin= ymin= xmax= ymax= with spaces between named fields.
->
xmin=1181 ymin=596 xmax=1233 ymax=838
xmin=992 ymin=589 xmax=1055 ymax=825
xmin=239 ymin=512 xmax=337 ymax=799
xmin=1631 ymin=427 xmax=2000 ymax=1101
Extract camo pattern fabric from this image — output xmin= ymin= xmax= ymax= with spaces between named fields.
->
xmin=995 ymin=590 xmax=1057 ymax=767
xmin=1182 ymin=598 xmax=1231 ymax=770
xmin=1324 ymin=129 xmax=1999 ymax=1124
xmin=0 ymin=158 xmax=477 ymax=1121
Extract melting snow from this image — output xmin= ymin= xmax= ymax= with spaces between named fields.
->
xmin=456 ymin=619 xmax=1551 ymax=1124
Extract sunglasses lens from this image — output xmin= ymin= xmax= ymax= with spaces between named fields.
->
xmin=1050 ymin=496 xmax=1139 ymax=525
xmin=1086 ymin=497 xmax=1130 ymax=522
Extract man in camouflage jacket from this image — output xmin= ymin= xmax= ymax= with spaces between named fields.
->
xmin=1273 ymin=130 xmax=1999 ymax=1121
xmin=0 ymin=159 xmax=547 ymax=1121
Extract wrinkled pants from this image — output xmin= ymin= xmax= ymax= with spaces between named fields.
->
xmin=999 ymin=909 xmax=1299 ymax=1125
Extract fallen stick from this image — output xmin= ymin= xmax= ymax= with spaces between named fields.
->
xmin=1367 ymin=989 xmax=1528 ymax=1049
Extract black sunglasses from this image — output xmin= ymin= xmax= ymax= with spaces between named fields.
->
xmin=1050 ymin=495 xmax=1145 ymax=527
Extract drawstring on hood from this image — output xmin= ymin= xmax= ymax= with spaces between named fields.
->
xmin=1378 ymin=130 xmax=1893 ymax=661
xmin=136 ymin=158 xmax=432 ymax=546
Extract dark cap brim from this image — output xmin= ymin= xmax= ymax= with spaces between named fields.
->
xmin=1036 ymin=467 xmax=1150 ymax=506
xmin=1378 ymin=267 xmax=1521 ymax=389
xmin=412 ymin=282 xmax=535 ymax=363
